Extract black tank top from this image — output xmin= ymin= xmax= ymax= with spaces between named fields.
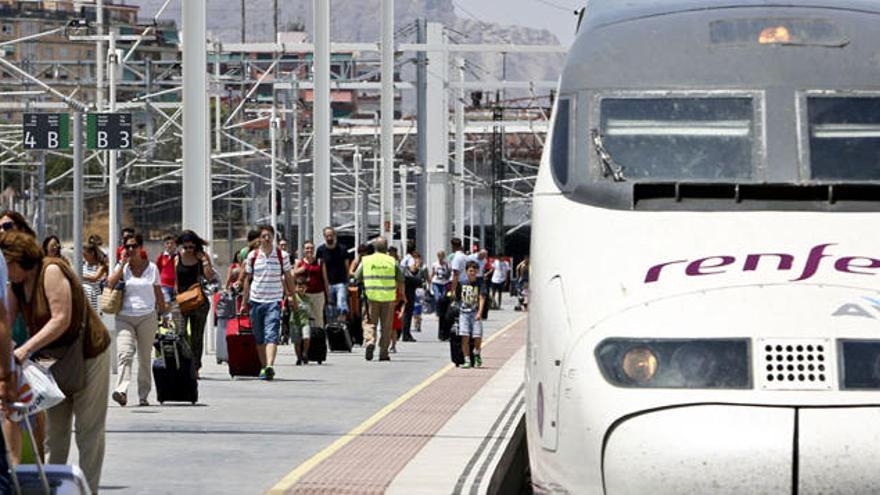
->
xmin=176 ymin=256 xmax=201 ymax=291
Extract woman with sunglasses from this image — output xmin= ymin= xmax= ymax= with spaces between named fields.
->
xmin=0 ymin=210 xmax=36 ymax=237
xmin=42 ymin=235 xmax=70 ymax=266
xmin=0 ymin=211 xmax=48 ymax=467
xmin=175 ymin=230 xmax=213 ymax=376
xmin=107 ymin=233 xmax=166 ymax=407
xmin=1 ymin=230 xmax=111 ymax=493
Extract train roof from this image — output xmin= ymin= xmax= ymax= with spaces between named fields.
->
xmin=582 ymin=0 xmax=880 ymax=31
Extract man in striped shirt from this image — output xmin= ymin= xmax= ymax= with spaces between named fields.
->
xmin=242 ymin=225 xmax=295 ymax=380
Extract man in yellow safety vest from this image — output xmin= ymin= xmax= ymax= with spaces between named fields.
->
xmin=353 ymin=237 xmax=405 ymax=361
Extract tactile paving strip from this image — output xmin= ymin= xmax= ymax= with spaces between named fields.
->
xmin=286 ymin=319 xmax=526 ymax=494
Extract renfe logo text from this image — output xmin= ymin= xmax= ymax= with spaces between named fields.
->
xmin=645 ymin=243 xmax=880 ymax=284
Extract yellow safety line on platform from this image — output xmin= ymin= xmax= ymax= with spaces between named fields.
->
xmin=267 ymin=314 xmax=527 ymax=494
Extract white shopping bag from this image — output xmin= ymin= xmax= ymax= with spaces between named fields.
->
xmin=9 ymin=360 xmax=65 ymax=422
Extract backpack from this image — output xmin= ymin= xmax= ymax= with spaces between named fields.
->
xmin=249 ymin=247 xmax=286 ymax=278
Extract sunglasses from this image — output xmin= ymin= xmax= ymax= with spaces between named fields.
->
xmin=0 ymin=221 xmax=15 ymax=232
xmin=125 ymin=244 xmax=139 ymax=250
xmin=183 ymin=245 xmax=196 ymax=251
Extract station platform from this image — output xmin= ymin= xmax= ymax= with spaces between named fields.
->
xmin=270 ymin=315 xmax=526 ymax=494
xmin=95 ymin=303 xmax=528 ymax=494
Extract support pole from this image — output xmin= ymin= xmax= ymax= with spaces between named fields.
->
xmin=283 ymin=86 xmax=293 ymax=247
xmin=399 ymin=164 xmax=407 ymax=250
xmin=354 ymin=149 xmax=361 ymax=249
xmin=37 ymin=151 xmax=45 ymax=240
xmin=95 ymin=0 xmax=104 ymax=111
xmin=270 ymin=105 xmax=278 ymax=232
xmin=213 ymin=42 xmax=221 ymax=152
xmin=313 ymin=0 xmax=331 ymax=241
xmin=108 ymin=30 xmax=118 ymax=257
xmin=454 ymin=57 xmax=465 ymax=241
xmin=415 ymin=18 xmax=427 ymax=254
xmin=469 ymin=185 xmax=475 ymax=249
xmin=380 ymin=0 xmax=394 ymax=241
xmin=73 ymin=112 xmax=83 ymax=277
xmin=182 ymin=0 xmax=210 ymax=238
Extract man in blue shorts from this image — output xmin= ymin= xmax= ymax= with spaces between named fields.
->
xmin=242 ymin=225 xmax=294 ymax=380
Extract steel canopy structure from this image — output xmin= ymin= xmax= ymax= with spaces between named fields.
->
xmin=0 ymin=0 xmax=564 ymax=257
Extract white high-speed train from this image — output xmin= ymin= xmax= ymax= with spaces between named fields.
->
xmin=527 ymin=0 xmax=880 ymax=492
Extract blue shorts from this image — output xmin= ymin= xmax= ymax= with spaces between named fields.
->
xmin=250 ymin=301 xmax=281 ymax=345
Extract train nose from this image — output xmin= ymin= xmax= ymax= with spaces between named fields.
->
xmin=603 ymin=405 xmax=880 ymax=493
xmin=603 ymin=405 xmax=794 ymax=494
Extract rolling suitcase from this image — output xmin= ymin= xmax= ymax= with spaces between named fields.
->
xmin=308 ymin=326 xmax=328 ymax=364
xmin=326 ymin=321 xmax=353 ymax=352
xmin=153 ymin=333 xmax=198 ymax=405
xmin=449 ymin=324 xmax=475 ymax=367
xmin=215 ymin=318 xmax=229 ymax=364
xmin=226 ymin=307 xmax=261 ymax=377
xmin=6 ymin=403 xmax=91 ymax=495
xmin=349 ymin=315 xmax=364 ymax=346
xmin=437 ymin=296 xmax=453 ymax=341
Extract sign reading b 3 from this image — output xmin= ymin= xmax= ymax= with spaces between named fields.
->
xmin=23 ymin=113 xmax=70 ymax=150
xmin=87 ymin=113 xmax=132 ymax=150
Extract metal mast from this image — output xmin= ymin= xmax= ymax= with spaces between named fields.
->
xmin=182 ymin=0 xmax=210 ymax=238
xmin=313 ymin=0 xmax=331 ymax=241
xmin=380 ymin=0 xmax=394 ymax=241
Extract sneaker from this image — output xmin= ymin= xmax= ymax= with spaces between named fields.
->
xmin=259 ymin=368 xmax=268 ymax=380
xmin=365 ymin=344 xmax=375 ymax=361
xmin=390 ymin=344 xmax=397 ymax=353
xmin=461 ymin=362 xmax=472 ymax=369
xmin=112 ymin=391 xmax=127 ymax=407
xmin=139 ymin=399 xmax=150 ymax=407
xmin=266 ymin=366 xmax=275 ymax=381
xmin=296 ymin=358 xmax=303 ymax=366
xmin=475 ymin=355 xmax=483 ymax=368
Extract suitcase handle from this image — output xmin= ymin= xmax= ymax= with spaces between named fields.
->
xmin=5 ymin=402 xmax=51 ymax=495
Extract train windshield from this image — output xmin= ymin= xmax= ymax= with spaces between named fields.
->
xmin=808 ymin=97 xmax=880 ymax=180
xmin=599 ymin=97 xmax=755 ymax=180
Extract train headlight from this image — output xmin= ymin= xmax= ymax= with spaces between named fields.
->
xmin=840 ymin=340 xmax=880 ymax=389
xmin=596 ymin=339 xmax=751 ymax=389
xmin=622 ymin=348 xmax=658 ymax=384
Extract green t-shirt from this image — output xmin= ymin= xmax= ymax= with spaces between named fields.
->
xmin=290 ymin=293 xmax=312 ymax=328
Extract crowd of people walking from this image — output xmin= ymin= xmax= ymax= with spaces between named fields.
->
xmin=0 ymin=209 xmax=529 ymax=491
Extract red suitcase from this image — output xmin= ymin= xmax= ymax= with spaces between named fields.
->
xmin=226 ymin=300 xmax=261 ymax=378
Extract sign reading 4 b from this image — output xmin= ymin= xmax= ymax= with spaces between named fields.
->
xmin=23 ymin=113 xmax=70 ymax=150
xmin=87 ymin=113 xmax=132 ymax=150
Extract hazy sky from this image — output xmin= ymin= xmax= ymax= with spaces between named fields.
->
xmin=454 ymin=0 xmax=585 ymax=46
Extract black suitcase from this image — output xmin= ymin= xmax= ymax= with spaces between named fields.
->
xmin=153 ymin=333 xmax=198 ymax=404
xmin=349 ymin=315 xmax=364 ymax=346
xmin=449 ymin=324 xmax=475 ymax=366
xmin=326 ymin=321 xmax=353 ymax=352
xmin=437 ymin=297 xmax=452 ymax=341
xmin=308 ymin=326 xmax=328 ymax=364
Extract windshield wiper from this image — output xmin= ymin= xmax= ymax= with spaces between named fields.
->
xmin=590 ymin=128 xmax=626 ymax=182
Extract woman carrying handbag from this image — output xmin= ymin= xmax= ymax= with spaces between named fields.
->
xmin=107 ymin=233 xmax=166 ymax=408
xmin=174 ymin=230 xmax=214 ymax=378
xmin=1 ymin=230 xmax=111 ymax=494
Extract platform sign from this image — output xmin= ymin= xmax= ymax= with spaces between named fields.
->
xmin=22 ymin=113 xmax=70 ymax=150
xmin=87 ymin=113 xmax=132 ymax=150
